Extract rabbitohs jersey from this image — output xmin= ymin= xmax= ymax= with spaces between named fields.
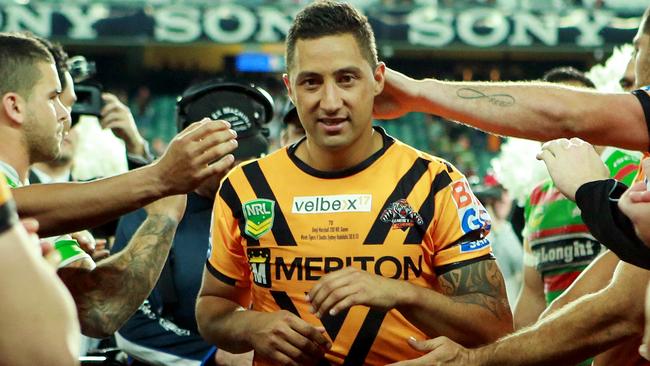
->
xmin=207 ymin=127 xmax=493 ymax=366
xmin=524 ymin=147 xmax=639 ymax=304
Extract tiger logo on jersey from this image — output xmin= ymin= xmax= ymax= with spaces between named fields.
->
xmin=243 ymin=199 xmax=275 ymax=240
xmin=380 ymin=199 xmax=424 ymax=231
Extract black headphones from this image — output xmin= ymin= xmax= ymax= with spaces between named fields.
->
xmin=176 ymin=80 xmax=274 ymax=133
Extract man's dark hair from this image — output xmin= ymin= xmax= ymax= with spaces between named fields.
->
xmin=542 ymin=67 xmax=595 ymax=88
xmin=31 ymin=36 xmax=69 ymax=91
xmin=285 ymin=0 xmax=378 ymax=72
xmin=0 ymin=33 xmax=53 ymax=99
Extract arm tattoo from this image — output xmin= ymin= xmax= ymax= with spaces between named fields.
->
xmin=58 ymin=214 xmax=178 ymax=337
xmin=438 ymin=259 xmax=511 ymax=320
xmin=456 ymin=88 xmax=515 ymax=107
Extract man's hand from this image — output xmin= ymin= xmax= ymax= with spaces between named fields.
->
xmin=71 ymin=230 xmax=110 ymax=261
xmin=21 ymin=218 xmax=61 ymax=269
xmin=144 ymin=194 xmax=187 ymax=223
xmin=373 ymin=67 xmax=422 ymax=120
xmin=387 ymin=337 xmax=474 ymax=366
xmin=215 ymin=349 xmax=253 ymax=366
xmin=100 ymin=93 xmax=146 ymax=156
xmin=247 ymin=310 xmax=331 ymax=366
xmin=307 ymin=266 xmax=403 ymax=317
xmin=152 ymin=119 xmax=237 ymax=196
xmin=618 ymin=180 xmax=650 ymax=247
xmin=536 ymin=138 xmax=609 ymax=201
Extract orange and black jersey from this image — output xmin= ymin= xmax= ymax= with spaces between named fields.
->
xmin=207 ymin=127 xmax=493 ymax=366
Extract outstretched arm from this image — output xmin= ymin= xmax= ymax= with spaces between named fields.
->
xmin=58 ymin=194 xmax=186 ymax=338
xmin=388 ymin=260 xmax=646 ymax=366
xmin=374 ymin=68 xmax=648 ymax=151
xmin=14 ymin=119 xmax=236 ymax=237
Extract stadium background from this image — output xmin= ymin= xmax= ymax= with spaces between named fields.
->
xmin=2 ymin=0 xmax=646 ymax=178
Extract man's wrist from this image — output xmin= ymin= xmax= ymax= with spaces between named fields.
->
xmin=470 ymin=344 xmax=493 ymax=366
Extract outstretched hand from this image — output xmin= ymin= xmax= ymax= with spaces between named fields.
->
xmin=387 ymin=336 xmax=474 ymax=366
xmin=373 ymin=67 xmax=422 ymax=120
xmin=536 ymin=138 xmax=609 ymax=201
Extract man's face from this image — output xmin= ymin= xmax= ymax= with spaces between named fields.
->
xmin=56 ymin=72 xmax=78 ymax=163
xmin=22 ymin=62 xmax=69 ymax=163
xmin=633 ymin=18 xmax=650 ymax=87
xmin=284 ymin=33 xmax=384 ymax=151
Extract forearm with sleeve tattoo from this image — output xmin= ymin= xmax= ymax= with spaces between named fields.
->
xmin=58 ymin=213 xmax=179 ymax=338
xmin=396 ymin=259 xmax=513 ymax=346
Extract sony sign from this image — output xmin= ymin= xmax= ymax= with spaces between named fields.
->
xmin=0 ymin=4 xmax=624 ymax=48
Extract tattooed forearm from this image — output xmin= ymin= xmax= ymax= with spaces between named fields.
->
xmin=456 ymin=88 xmax=515 ymax=107
xmin=438 ymin=259 xmax=511 ymax=320
xmin=58 ymin=214 xmax=178 ymax=338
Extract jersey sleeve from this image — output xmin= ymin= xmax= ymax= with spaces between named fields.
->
xmin=206 ymin=178 xmax=251 ymax=289
xmin=428 ymin=167 xmax=493 ymax=274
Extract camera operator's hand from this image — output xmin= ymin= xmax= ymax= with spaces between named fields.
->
xmin=100 ymin=93 xmax=147 ymax=157
xmin=152 ymin=118 xmax=237 ymax=196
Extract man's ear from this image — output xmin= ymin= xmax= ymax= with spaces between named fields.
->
xmin=2 ymin=93 xmax=26 ymax=125
xmin=283 ymin=73 xmax=295 ymax=105
xmin=373 ymin=62 xmax=386 ymax=96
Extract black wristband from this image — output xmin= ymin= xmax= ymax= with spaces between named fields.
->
xmin=575 ymin=178 xmax=650 ymax=269
xmin=0 ymin=200 xmax=18 ymax=235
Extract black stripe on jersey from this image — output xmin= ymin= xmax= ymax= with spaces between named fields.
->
xmin=320 ymin=306 xmax=351 ymax=342
xmin=364 ymin=158 xmax=431 ymax=244
xmin=404 ymin=169 xmax=452 ymax=244
xmin=205 ymin=260 xmax=237 ymax=286
xmin=219 ymin=178 xmax=259 ymax=247
xmin=242 ymin=162 xmax=297 ymax=246
xmin=434 ymin=254 xmax=495 ymax=276
xmin=270 ymin=290 xmax=300 ymax=316
xmin=341 ymin=309 xmax=387 ymax=366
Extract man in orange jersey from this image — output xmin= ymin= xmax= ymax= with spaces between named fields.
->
xmin=195 ymin=2 xmax=512 ymax=366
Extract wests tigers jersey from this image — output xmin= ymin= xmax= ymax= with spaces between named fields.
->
xmin=207 ymin=128 xmax=493 ymax=366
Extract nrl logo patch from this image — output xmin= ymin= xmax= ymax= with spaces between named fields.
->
xmin=380 ymin=199 xmax=424 ymax=231
xmin=242 ymin=199 xmax=275 ymax=239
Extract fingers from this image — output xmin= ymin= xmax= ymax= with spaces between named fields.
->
xmin=629 ymin=190 xmax=650 ymax=203
xmin=310 ymin=281 xmax=358 ymax=318
xmin=288 ymin=317 xmax=332 ymax=351
xmin=535 ymin=148 xmax=554 ymax=162
xmin=20 ymin=217 xmax=39 ymax=234
xmin=184 ymin=119 xmax=233 ymax=141
xmin=194 ymin=130 xmax=239 ymax=166
xmin=407 ymin=336 xmax=445 ymax=352
xmin=308 ymin=267 xmax=359 ymax=317
xmin=41 ymin=241 xmax=61 ymax=269
xmin=198 ymin=154 xmax=236 ymax=182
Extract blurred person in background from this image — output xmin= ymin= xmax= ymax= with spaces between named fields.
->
xmin=0 ymin=32 xmax=237 ymax=343
xmin=382 ymin=6 xmax=650 ymax=365
xmin=472 ymin=174 xmax=522 ymax=309
xmin=514 ymin=67 xmax=642 ymax=366
xmin=279 ymin=100 xmax=306 ymax=147
xmin=113 ymin=80 xmax=273 ymax=366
